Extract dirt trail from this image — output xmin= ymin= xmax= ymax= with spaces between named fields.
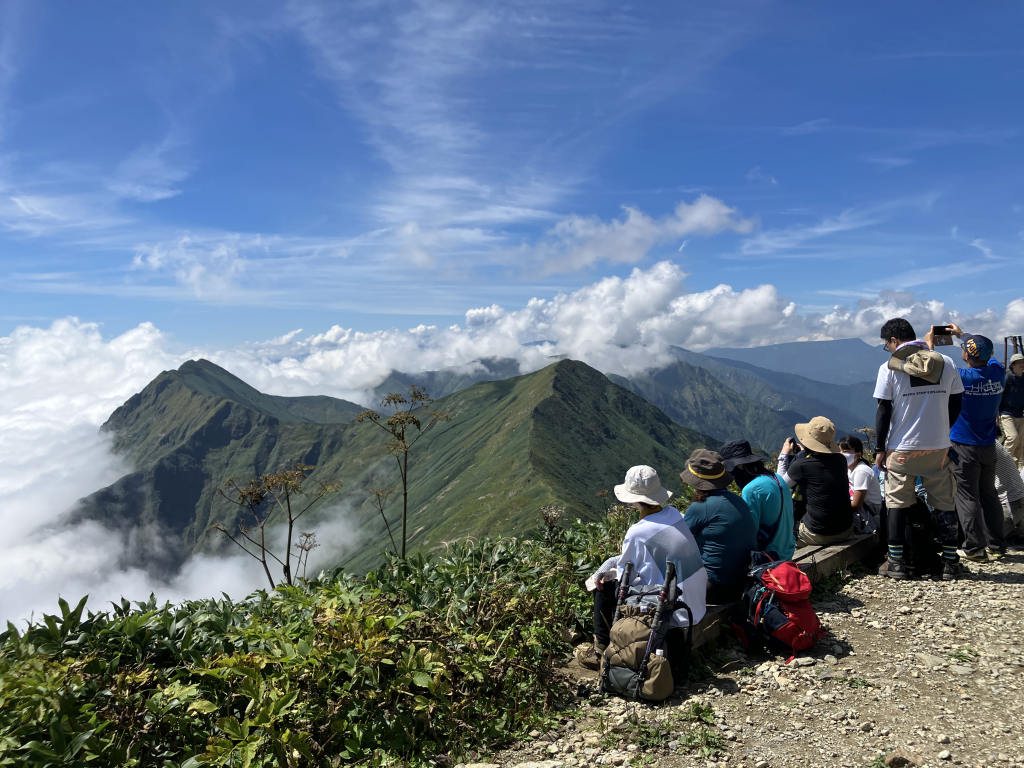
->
xmin=478 ymin=556 xmax=1024 ymax=768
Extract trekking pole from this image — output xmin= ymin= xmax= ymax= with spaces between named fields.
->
xmin=634 ymin=562 xmax=676 ymax=699
xmin=600 ymin=562 xmax=634 ymax=693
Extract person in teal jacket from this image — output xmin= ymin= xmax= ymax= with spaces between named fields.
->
xmin=680 ymin=449 xmax=758 ymax=604
xmin=719 ymin=439 xmax=796 ymax=561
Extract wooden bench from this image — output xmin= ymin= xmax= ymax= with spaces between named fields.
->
xmin=689 ymin=530 xmax=881 ymax=649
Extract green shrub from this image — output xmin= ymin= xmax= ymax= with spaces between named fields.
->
xmin=0 ymin=511 xmax=638 ymax=767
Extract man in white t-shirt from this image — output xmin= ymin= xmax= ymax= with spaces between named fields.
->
xmin=873 ymin=318 xmax=965 ymax=580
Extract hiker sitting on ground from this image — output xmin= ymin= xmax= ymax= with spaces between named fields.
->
xmin=839 ymin=434 xmax=882 ymax=534
xmin=719 ymin=439 xmax=795 ymax=561
xmin=575 ymin=465 xmax=708 ymax=675
xmin=680 ymin=449 xmax=758 ymax=604
xmin=874 ymin=317 xmax=964 ymax=580
xmin=778 ymin=417 xmax=854 ymax=546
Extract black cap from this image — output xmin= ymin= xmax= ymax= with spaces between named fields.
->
xmin=719 ymin=439 xmax=762 ymax=472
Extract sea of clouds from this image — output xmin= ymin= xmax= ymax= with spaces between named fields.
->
xmin=2 ymin=261 xmax=1021 ymax=623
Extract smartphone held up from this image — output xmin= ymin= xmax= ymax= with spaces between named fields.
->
xmin=931 ymin=324 xmax=954 ymax=346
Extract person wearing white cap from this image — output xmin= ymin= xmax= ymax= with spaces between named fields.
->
xmin=574 ymin=465 xmax=708 ymax=676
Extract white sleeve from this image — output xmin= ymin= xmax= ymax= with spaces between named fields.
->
xmin=851 ymin=465 xmax=872 ymax=492
xmin=873 ymin=363 xmax=893 ymax=400
xmin=777 ymin=453 xmax=797 ymax=488
xmin=617 ymin=530 xmax=643 ymax=586
xmin=944 ymin=356 xmax=965 ymax=394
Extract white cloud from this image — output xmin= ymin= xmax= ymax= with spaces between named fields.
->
xmin=739 ymin=207 xmax=882 ymax=257
xmin=781 ymin=118 xmax=830 ymax=136
xmin=746 ymin=166 xmax=778 ymax=185
xmin=3 ymin=270 xmax=1022 ymax=621
xmin=132 ymin=233 xmax=252 ymax=298
xmin=522 ymin=195 xmax=755 ymax=274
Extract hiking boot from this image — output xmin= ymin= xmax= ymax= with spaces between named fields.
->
xmin=879 ymin=554 xmax=907 ymax=580
xmin=574 ymin=641 xmax=607 ymax=670
xmin=942 ymin=560 xmax=968 ymax=581
xmin=959 ymin=549 xmax=989 ymax=563
xmin=987 ymin=548 xmax=1005 ymax=561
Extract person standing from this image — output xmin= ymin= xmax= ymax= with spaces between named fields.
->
xmin=719 ymin=439 xmax=796 ymax=561
xmin=943 ymin=325 xmax=1007 ymax=560
xmin=1000 ymin=353 xmax=1024 ymax=467
xmin=873 ymin=318 xmax=965 ymax=580
xmin=994 ymin=441 xmax=1024 ymax=546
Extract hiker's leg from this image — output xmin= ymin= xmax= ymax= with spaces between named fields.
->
xmin=951 ymin=442 xmax=986 ymax=556
xmin=916 ymin=448 xmax=960 ymax=562
xmin=977 ymin=445 xmax=1006 ymax=553
xmin=883 ymin=450 xmax=918 ymax=560
xmin=594 ymin=579 xmax=617 ymax=647
xmin=1001 ymin=414 xmax=1023 ymax=464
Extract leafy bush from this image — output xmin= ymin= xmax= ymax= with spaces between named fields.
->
xmin=0 ymin=509 xmax=640 ymax=767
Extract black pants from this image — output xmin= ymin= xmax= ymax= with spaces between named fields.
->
xmin=951 ymin=441 xmax=1006 ymax=555
xmin=887 ymin=505 xmax=958 ymax=548
xmin=706 ymin=580 xmax=744 ymax=605
xmin=593 ymin=580 xmax=690 ymax=680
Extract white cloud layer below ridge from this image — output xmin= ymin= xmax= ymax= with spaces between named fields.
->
xmin=2 ymin=266 xmax=1022 ymax=622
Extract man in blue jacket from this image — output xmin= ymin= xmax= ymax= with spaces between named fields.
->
xmin=942 ymin=325 xmax=1007 ymax=560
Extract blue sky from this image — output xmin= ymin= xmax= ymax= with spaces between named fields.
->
xmin=1 ymin=0 xmax=1022 ymax=346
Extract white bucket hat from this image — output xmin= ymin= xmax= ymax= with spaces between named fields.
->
xmin=614 ymin=465 xmax=673 ymax=505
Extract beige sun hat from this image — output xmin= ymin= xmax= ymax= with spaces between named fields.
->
xmin=614 ymin=465 xmax=673 ymax=505
xmin=795 ymin=416 xmax=840 ymax=454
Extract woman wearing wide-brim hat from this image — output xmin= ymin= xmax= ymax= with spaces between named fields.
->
xmin=777 ymin=416 xmax=855 ymax=545
xmin=679 ymin=449 xmax=757 ymax=604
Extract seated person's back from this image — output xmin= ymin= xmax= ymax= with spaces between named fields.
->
xmin=619 ymin=504 xmax=709 ymax=628
xmin=720 ymin=438 xmax=796 ymax=561
xmin=779 ymin=417 xmax=854 ymax=544
xmin=683 ymin=490 xmax=757 ymax=585
xmin=679 ymin=449 xmax=757 ymax=602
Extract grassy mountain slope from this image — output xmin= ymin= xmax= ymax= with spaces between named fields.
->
xmin=79 ymin=359 xmax=717 ymax=574
xmin=606 ymin=360 xmax=799 ymax=452
xmin=704 ymin=337 xmax=881 ymax=385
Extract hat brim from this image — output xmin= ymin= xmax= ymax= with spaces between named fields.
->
xmin=613 ymin=483 xmax=673 ymax=505
xmin=795 ymin=423 xmax=839 ymax=454
xmin=722 ymin=452 xmax=762 ymax=472
xmin=679 ymin=466 xmax=734 ymax=491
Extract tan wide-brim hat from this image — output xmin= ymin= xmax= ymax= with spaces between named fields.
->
xmin=614 ymin=465 xmax=673 ymax=505
xmin=679 ymin=449 xmax=733 ymax=491
xmin=795 ymin=416 xmax=840 ymax=454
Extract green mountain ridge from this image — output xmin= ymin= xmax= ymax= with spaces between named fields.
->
xmin=78 ymin=358 xmax=719 ymax=574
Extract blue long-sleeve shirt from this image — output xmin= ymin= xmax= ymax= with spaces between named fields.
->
xmin=683 ymin=490 xmax=757 ymax=587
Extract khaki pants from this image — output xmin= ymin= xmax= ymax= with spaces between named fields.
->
xmin=797 ymin=521 xmax=855 ymax=546
xmin=884 ymin=448 xmax=956 ymax=511
xmin=1000 ymin=414 xmax=1024 ymax=465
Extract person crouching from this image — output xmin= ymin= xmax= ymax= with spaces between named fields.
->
xmin=574 ymin=465 xmax=708 ymax=678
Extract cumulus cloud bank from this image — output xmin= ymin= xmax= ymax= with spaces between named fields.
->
xmin=2 ymin=265 xmax=1021 ymax=621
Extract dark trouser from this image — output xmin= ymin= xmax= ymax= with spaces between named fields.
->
xmin=888 ymin=505 xmax=958 ymax=549
xmin=706 ymin=580 xmax=744 ymax=605
xmin=594 ymin=580 xmax=690 ymax=680
xmin=951 ymin=441 xmax=1006 ymax=556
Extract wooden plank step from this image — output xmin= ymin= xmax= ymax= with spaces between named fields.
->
xmin=689 ymin=531 xmax=881 ymax=649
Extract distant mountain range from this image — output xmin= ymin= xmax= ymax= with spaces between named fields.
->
xmin=704 ymin=337 xmax=883 ymax=386
xmin=72 ymin=338 xmax=883 ymax=575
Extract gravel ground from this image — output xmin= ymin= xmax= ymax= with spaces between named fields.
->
xmin=471 ymin=554 xmax=1024 ymax=768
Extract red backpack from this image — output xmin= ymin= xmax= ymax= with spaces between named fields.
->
xmin=731 ymin=558 xmax=823 ymax=655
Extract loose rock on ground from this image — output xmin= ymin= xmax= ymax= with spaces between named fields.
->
xmin=471 ymin=555 xmax=1024 ymax=768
